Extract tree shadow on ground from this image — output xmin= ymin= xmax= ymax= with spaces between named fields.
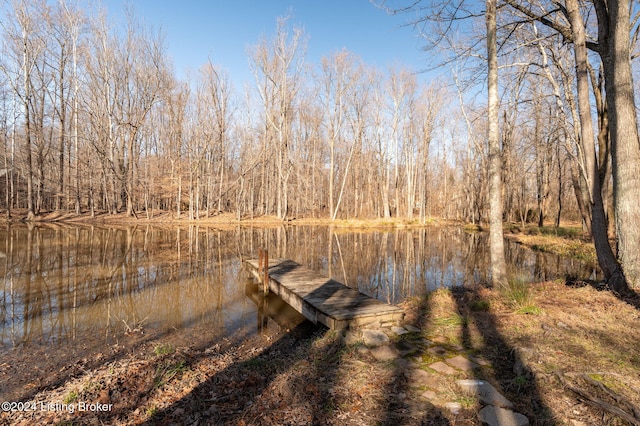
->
xmin=139 ymin=273 xmax=358 ymax=425
xmin=452 ymin=286 xmax=558 ymax=425
xmin=379 ymin=296 xmax=451 ymax=426
xmin=139 ymin=275 xmax=452 ymax=424
xmin=565 ymin=276 xmax=640 ymax=311
xmin=140 ymin=320 xmax=322 ymax=425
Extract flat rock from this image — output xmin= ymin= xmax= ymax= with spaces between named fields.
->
xmin=370 ymin=345 xmax=400 ymax=361
xmin=429 ymin=361 xmax=458 ymax=375
xmin=432 ymin=336 xmax=448 ymax=343
xmin=391 ymin=326 xmax=409 ymax=335
xmin=421 ymin=390 xmax=437 ymax=400
xmin=356 ymin=347 xmax=369 ymax=356
xmin=427 ymin=346 xmax=449 ymax=357
xmin=456 ymin=379 xmax=513 ymax=408
xmin=512 ymin=347 xmax=536 ymax=376
xmin=404 ymin=324 xmax=421 ymax=333
xmin=404 ymin=368 xmax=441 ymax=388
xmin=467 ymin=355 xmax=491 ymax=366
xmin=396 ymin=358 xmax=421 ymax=370
xmin=397 ymin=340 xmax=419 ymax=356
xmin=445 ymin=402 xmax=462 ymax=415
xmin=362 ymin=329 xmax=389 ymax=347
xmin=342 ymin=330 xmax=361 ymax=345
xmin=478 ymin=405 xmax=529 ymax=426
xmin=446 ymin=355 xmax=480 ymax=371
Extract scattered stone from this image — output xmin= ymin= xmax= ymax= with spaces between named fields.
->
xmin=356 ymin=347 xmax=369 ymax=356
xmin=391 ymin=326 xmax=409 ymax=335
xmin=397 ymin=392 xmax=406 ymax=400
xmin=403 ymin=368 xmax=441 ymax=388
xmin=406 ymin=399 xmax=432 ymax=413
xmin=420 ymin=338 xmax=433 ymax=346
xmin=370 ymin=345 xmax=400 ymax=361
xmin=396 ymin=340 xmax=419 ymax=357
xmin=427 ymin=346 xmax=449 ymax=357
xmin=467 ymin=355 xmax=490 ymax=366
xmin=362 ymin=329 xmax=389 ymax=347
xmin=446 ymin=355 xmax=480 ymax=371
xmin=342 ymin=330 xmax=360 ymax=346
xmin=557 ymin=321 xmax=569 ymax=329
xmin=432 ymin=336 xmax=448 ymax=343
xmin=445 ymin=402 xmax=462 ymax=415
xmin=404 ymin=324 xmax=421 ymax=333
xmin=456 ymin=379 xmax=513 ymax=408
xmin=407 ymin=358 xmax=422 ymax=368
xmin=429 ymin=361 xmax=458 ymax=375
xmin=512 ymin=347 xmax=536 ymax=377
xmin=478 ymin=405 xmax=529 ymax=426
xmin=421 ymin=390 xmax=437 ymax=400
xmin=395 ymin=358 xmax=421 ymax=371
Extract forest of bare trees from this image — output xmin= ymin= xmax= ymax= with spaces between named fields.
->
xmin=0 ymin=0 xmax=580 ymax=224
xmin=0 ymin=0 xmax=638 ymax=286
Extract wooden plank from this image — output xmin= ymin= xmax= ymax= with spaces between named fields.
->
xmin=243 ymin=258 xmax=404 ymax=330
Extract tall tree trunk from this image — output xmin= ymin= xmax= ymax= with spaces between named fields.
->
xmin=566 ymin=0 xmax=628 ymax=292
xmin=22 ymin=32 xmax=35 ymax=221
xmin=486 ymin=0 xmax=508 ymax=288
xmin=73 ymin=36 xmax=80 ymax=215
xmin=593 ymin=0 xmax=640 ymax=289
xmin=57 ymin=53 xmax=66 ymax=211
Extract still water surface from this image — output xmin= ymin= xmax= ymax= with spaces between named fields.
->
xmin=0 ymin=223 xmax=596 ymax=352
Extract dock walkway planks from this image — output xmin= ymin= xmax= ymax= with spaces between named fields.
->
xmin=243 ymin=258 xmax=404 ymax=330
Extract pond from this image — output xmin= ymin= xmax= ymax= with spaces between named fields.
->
xmin=0 ymin=223 xmax=596 ymax=401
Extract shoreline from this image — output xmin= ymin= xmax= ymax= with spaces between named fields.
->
xmin=0 ymin=209 xmax=459 ymax=229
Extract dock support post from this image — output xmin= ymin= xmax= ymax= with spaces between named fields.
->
xmin=258 ymin=249 xmax=269 ymax=294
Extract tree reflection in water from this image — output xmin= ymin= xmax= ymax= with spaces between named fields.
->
xmin=0 ymin=224 xmax=596 ymax=351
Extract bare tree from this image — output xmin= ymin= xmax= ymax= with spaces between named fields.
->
xmin=249 ymin=17 xmax=306 ymax=219
xmin=321 ymin=50 xmax=352 ymax=220
xmin=502 ymin=0 xmax=638 ymax=289
xmin=199 ymin=61 xmax=232 ymax=215
xmin=592 ymin=0 xmax=640 ymax=290
xmin=563 ymin=0 xmax=625 ymax=292
xmin=60 ymin=0 xmax=84 ymax=214
xmin=1 ymin=0 xmax=48 ymax=220
xmin=486 ymin=0 xmax=508 ymax=287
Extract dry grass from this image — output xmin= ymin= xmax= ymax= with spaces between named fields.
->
xmin=505 ymin=225 xmax=597 ymax=264
xmin=0 ymin=208 xmax=456 ymax=230
xmin=3 ymin=281 xmax=640 ymax=425
xmin=402 ymin=281 xmax=640 ymax=424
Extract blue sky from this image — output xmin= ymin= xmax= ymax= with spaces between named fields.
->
xmin=102 ymin=0 xmax=440 ymax=88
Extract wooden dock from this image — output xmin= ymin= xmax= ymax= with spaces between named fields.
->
xmin=243 ymin=257 xmax=404 ymax=330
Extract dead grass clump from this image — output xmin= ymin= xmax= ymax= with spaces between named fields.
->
xmin=507 ymin=232 xmax=597 ymax=263
xmin=495 ymin=281 xmax=640 ymax=422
